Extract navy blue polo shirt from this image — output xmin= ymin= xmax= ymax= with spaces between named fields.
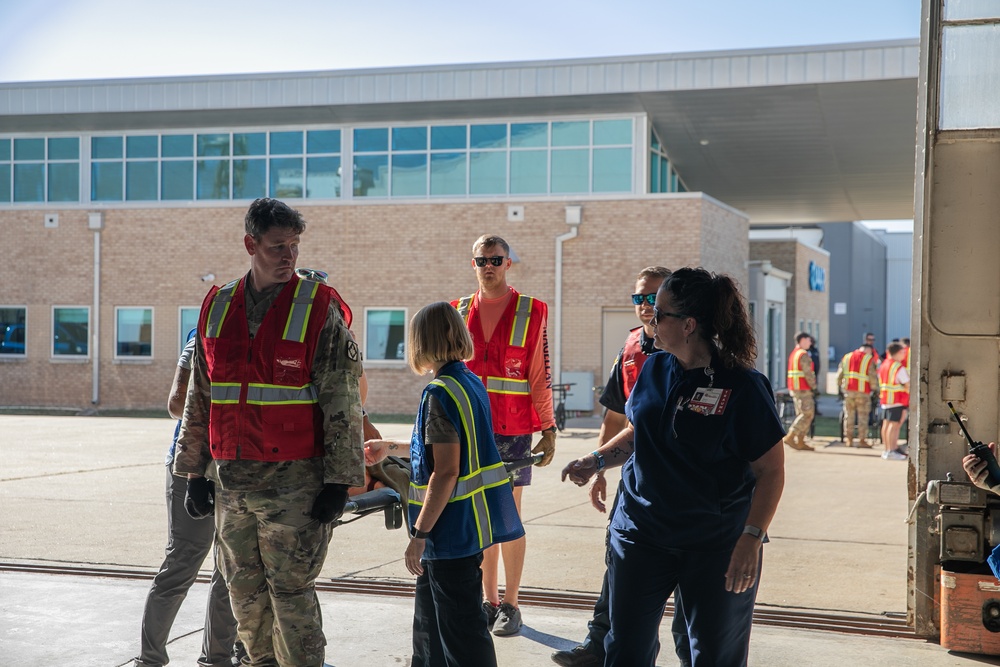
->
xmin=613 ymin=352 xmax=784 ymax=551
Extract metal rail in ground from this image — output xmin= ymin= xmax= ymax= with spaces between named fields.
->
xmin=0 ymin=561 xmax=915 ymax=639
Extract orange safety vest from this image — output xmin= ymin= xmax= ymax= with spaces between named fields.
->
xmin=841 ymin=349 xmax=876 ymax=393
xmin=878 ymin=359 xmax=909 ymax=407
xmin=620 ymin=327 xmax=649 ymax=400
xmin=453 ymin=288 xmax=547 ymax=435
xmin=787 ymin=347 xmax=813 ymax=391
xmin=199 ymin=274 xmax=334 ymax=462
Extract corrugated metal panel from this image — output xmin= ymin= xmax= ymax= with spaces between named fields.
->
xmin=0 ymin=40 xmax=918 ymax=117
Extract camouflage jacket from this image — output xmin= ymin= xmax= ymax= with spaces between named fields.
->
xmin=174 ymin=273 xmax=365 ymax=491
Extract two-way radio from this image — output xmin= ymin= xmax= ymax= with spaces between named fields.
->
xmin=947 ymin=401 xmax=1000 ymax=488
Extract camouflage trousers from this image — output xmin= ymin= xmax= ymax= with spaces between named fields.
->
xmin=215 ymin=484 xmax=330 ymax=667
xmin=789 ymin=390 xmax=815 ymax=436
xmin=842 ymin=391 xmax=872 ymax=440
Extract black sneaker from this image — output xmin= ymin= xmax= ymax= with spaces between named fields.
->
xmin=493 ymin=601 xmax=522 ymax=636
xmin=483 ymin=600 xmax=500 ymax=628
xmin=551 ymin=645 xmax=603 ymax=666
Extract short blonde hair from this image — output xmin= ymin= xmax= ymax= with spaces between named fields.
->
xmin=407 ymin=302 xmax=475 ymax=374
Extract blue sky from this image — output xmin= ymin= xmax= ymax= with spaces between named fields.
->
xmin=0 ymin=0 xmax=919 ymax=82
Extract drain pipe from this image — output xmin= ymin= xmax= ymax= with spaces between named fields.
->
xmin=89 ymin=213 xmax=103 ymax=406
xmin=553 ymin=205 xmax=582 ymax=385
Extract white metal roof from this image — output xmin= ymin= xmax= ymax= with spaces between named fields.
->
xmin=0 ymin=39 xmax=919 ymax=223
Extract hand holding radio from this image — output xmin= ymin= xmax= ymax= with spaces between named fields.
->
xmin=949 ymin=401 xmax=1000 ymax=492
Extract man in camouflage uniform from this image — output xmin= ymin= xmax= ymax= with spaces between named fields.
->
xmin=784 ymin=332 xmax=816 ymax=451
xmin=835 ymin=342 xmax=880 ymax=448
xmin=175 ymin=198 xmax=364 ymax=667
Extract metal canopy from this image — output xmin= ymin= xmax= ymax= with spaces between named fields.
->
xmin=0 ymin=40 xmax=919 ymax=223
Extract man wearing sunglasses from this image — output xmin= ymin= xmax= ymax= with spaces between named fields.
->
xmin=174 ymin=198 xmax=365 ymax=667
xmin=452 ymin=234 xmax=557 ymax=637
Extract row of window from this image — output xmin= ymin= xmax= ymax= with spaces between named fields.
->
xmin=0 ymin=305 xmax=409 ymax=365
xmin=650 ymin=131 xmax=686 ymax=194
xmin=0 ymin=117 xmax=683 ymax=204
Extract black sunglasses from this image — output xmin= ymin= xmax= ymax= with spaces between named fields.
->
xmin=653 ymin=306 xmax=686 ymax=323
xmin=631 ymin=293 xmax=657 ymax=306
xmin=474 ymin=256 xmax=506 ymax=268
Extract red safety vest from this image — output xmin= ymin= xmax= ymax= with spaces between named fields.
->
xmin=453 ymin=288 xmax=547 ymax=435
xmin=878 ymin=359 xmax=909 ymax=407
xmin=620 ymin=327 xmax=649 ymax=400
xmin=199 ymin=274 xmax=334 ymax=462
xmin=787 ymin=347 xmax=813 ymax=391
xmin=841 ymin=349 xmax=876 ymax=393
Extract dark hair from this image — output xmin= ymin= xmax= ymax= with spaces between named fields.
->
xmin=244 ymin=198 xmax=306 ymax=239
xmin=886 ymin=342 xmax=905 ymax=356
xmin=472 ymin=234 xmax=510 ymax=256
xmin=795 ymin=331 xmax=811 ymax=343
xmin=660 ymin=267 xmax=756 ymax=370
xmin=636 ymin=266 xmax=671 ymax=282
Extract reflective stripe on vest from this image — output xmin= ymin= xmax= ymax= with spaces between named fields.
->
xmin=204 ymin=279 xmax=240 ymax=339
xmin=283 ymin=279 xmax=320 ymax=343
xmin=842 ymin=353 xmax=874 ymax=393
xmin=508 ymin=295 xmax=534 ymax=348
xmin=788 ymin=348 xmax=810 ymax=387
xmin=455 ymin=293 xmax=533 ymax=349
xmin=485 ymin=376 xmax=530 ymax=395
xmin=880 ymin=362 xmax=906 ymax=404
xmin=456 ymin=296 xmax=473 ymax=324
xmin=206 ymin=278 xmax=320 ymax=406
xmin=408 ymin=375 xmax=511 ymax=549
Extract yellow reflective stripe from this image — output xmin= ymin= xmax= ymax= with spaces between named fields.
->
xmin=282 ymin=279 xmax=319 ymax=343
xmin=485 ymin=376 xmax=530 ymax=395
xmin=204 ymin=280 xmax=240 ymax=338
xmin=508 ymin=295 xmax=533 ymax=348
xmin=410 ymin=375 xmax=509 ymax=549
xmin=456 ymin=296 xmax=473 ymax=324
xmin=210 ymin=382 xmax=242 ymax=404
xmin=244 ymin=383 xmax=318 ymax=405
xmin=210 ymin=382 xmax=318 ymax=405
xmin=432 ymin=376 xmax=480 ymax=472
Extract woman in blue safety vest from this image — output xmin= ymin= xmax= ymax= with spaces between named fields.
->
xmin=366 ymin=301 xmax=523 ymax=667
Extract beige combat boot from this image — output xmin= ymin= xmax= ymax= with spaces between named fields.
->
xmin=845 ymin=436 xmax=854 ymax=448
xmin=795 ymin=434 xmax=815 ymax=451
xmin=857 ymin=438 xmax=872 ymax=449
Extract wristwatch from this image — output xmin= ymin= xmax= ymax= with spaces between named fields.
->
xmin=544 ymin=426 xmax=557 ymax=434
xmin=591 ymin=450 xmax=606 ymax=472
xmin=412 ymin=528 xmax=431 ymax=539
xmin=742 ymin=525 xmax=765 ymax=541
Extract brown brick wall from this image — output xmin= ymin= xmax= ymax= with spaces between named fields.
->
xmin=0 ymin=195 xmax=751 ymax=413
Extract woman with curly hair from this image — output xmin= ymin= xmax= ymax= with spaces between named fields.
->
xmin=563 ymin=267 xmax=785 ymax=666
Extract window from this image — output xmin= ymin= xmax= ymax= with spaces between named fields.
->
xmin=116 ymin=307 xmax=153 ymax=359
xmin=52 ymin=307 xmax=89 ymax=357
xmin=89 ymin=129 xmax=342 ymax=203
xmin=0 ymin=306 xmax=26 ymax=357
xmin=0 ymin=137 xmax=80 ymax=203
xmin=179 ymin=307 xmax=200 ymax=355
xmin=364 ymin=308 xmax=407 ymax=363
xmin=649 ymin=129 xmax=686 ymax=194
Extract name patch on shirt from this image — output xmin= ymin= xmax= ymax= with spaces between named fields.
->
xmin=686 ymin=387 xmax=731 ymax=416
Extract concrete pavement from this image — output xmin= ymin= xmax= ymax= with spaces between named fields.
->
xmin=1 ymin=414 xmax=998 ymax=666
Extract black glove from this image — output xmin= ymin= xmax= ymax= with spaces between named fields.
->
xmin=310 ymin=483 xmax=350 ymax=524
xmin=184 ymin=477 xmax=215 ymax=519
